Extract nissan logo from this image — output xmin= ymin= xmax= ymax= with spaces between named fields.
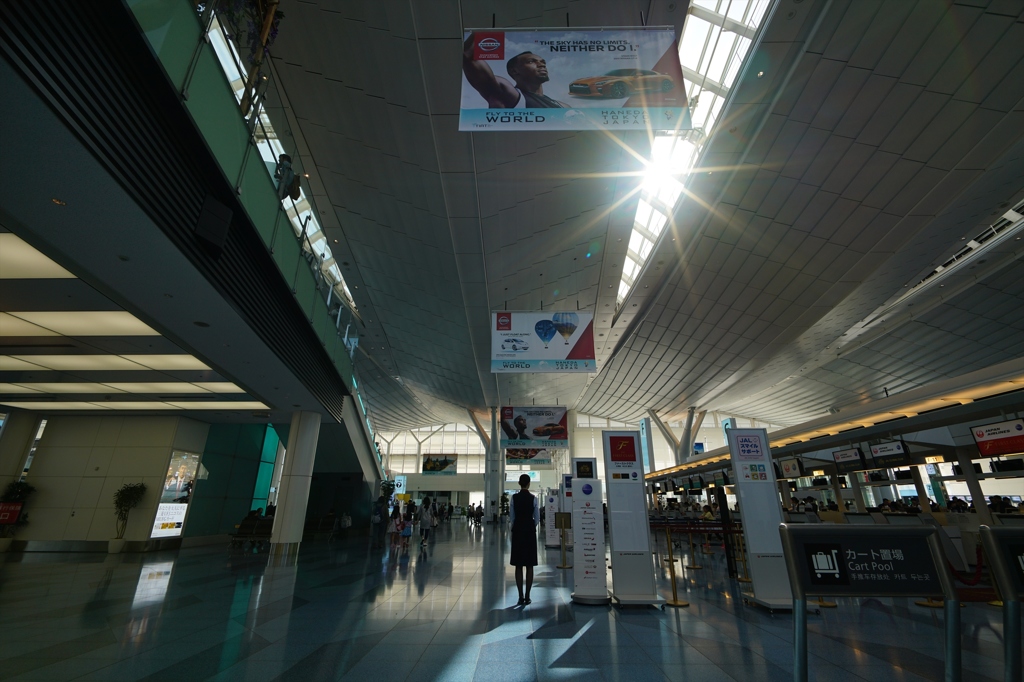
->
xmin=478 ymin=37 xmax=501 ymax=52
xmin=498 ymin=315 xmax=510 ymax=325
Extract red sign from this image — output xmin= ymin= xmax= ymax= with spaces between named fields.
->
xmin=972 ymin=419 xmax=1024 ymax=457
xmin=496 ymin=313 xmax=512 ymax=330
xmin=501 ymin=406 xmax=513 ymax=420
xmin=0 ymin=502 xmax=22 ymax=525
xmin=609 ymin=436 xmax=637 ymax=462
xmin=473 ymin=32 xmax=505 ymax=60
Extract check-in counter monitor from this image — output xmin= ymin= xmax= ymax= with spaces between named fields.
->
xmin=869 ymin=512 xmax=890 ymax=524
xmin=844 ymin=513 xmax=874 ymax=525
xmin=886 ymin=514 xmax=924 ymax=525
xmin=996 ymin=513 xmax=1024 ymax=526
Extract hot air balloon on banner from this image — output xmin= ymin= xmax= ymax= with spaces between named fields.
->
xmin=551 ymin=312 xmax=578 ymax=345
xmin=534 ymin=319 xmax=556 ymax=348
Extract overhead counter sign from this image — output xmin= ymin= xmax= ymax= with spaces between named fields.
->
xmin=869 ymin=441 xmax=910 ymax=468
xmin=492 ymin=312 xmax=596 ymax=373
xmin=461 ymin=28 xmax=691 ymax=131
xmin=833 ymin=447 xmax=865 ymax=474
xmin=972 ymin=419 xmax=1024 ymax=457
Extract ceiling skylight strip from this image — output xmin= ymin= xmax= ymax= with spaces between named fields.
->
xmin=615 ymin=0 xmax=772 ymax=310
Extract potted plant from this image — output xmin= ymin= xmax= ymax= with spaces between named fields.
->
xmin=0 ymin=481 xmax=36 ymax=552
xmin=110 ymin=482 xmax=147 ymax=553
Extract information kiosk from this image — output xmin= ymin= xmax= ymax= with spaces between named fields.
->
xmin=602 ymin=430 xmax=662 ymax=607
xmin=571 ymin=479 xmax=609 ymax=604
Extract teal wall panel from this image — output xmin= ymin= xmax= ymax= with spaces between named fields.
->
xmin=186 ymin=423 xmax=267 ymax=537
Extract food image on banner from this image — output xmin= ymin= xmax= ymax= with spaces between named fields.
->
xmin=422 ymin=453 xmax=458 ymax=475
xmin=499 ymin=406 xmax=569 ymax=448
xmin=461 ymin=28 xmax=691 ymax=131
xmin=505 ymin=448 xmax=552 ymax=466
xmin=492 ymin=312 xmax=596 ymax=373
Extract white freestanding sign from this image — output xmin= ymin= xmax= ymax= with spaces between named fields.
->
xmin=727 ymin=427 xmax=791 ymax=610
xmin=544 ymin=490 xmax=560 ymax=548
xmin=602 ymin=430 xmax=662 ymax=606
xmin=571 ymin=479 xmax=609 ymax=604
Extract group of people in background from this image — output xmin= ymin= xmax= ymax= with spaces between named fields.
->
xmin=370 ymin=496 xmax=456 ymax=551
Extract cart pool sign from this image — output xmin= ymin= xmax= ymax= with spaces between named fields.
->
xmin=780 ymin=525 xmax=948 ymax=598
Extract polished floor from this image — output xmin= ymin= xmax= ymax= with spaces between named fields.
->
xmin=0 ymin=520 xmax=1010 ymax=681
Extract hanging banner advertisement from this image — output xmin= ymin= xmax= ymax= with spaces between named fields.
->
xmin=499 ymin=405 xmax=569 ymax=447
xmin=422 ymin=453 xmax=458 ymax=475
xmin=461 ymin=28 xmax=690 ymax=132
xmin=972 ymin=419 xmax=1024 ymax=457
xmin=492 ymin=311 xmax=596 ymax=373
xmin=505 ymin=448 xmax=553 ymax=466
xmin=152 ymin=450 xmax=202 ymax=538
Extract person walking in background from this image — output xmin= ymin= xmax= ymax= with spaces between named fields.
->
xmin=419 ymin=496 xmax=434 ymax=546
xmin=509 ymin=474 xmax=539 ymax=606
xmin=371 ymin=495 xmax=388 ymax=549
xmin=386 ymin=507 xmax=401 ymax=551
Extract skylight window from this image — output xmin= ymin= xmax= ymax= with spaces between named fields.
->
xmin=615 ymin=0 xmax=772 ymax=309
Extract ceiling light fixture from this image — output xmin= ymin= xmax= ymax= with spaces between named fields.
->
xmin=51 ymin=198 xmax=66 ymax=206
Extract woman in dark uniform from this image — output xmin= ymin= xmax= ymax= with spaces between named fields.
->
xmin=509 ymin=473 xmax=539 ymax=605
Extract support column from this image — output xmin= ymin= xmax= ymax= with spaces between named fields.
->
xmin=679 ymin=407 xmax=696 ymax=466
xmin=270 ymin=411 xmax=321 ymax=557
xmin=484 ymin=407 xmax=501 ymax=523
xmin=830 ymin=469 xmax=845 ymax=512
xmin=911 ymin=465 xmax=934 ymax=517
xmin=849 ymin=472 xmax=868 ymax=512
xmin=648 ymin=409 xmax=679 ymax=469
xmin=0 ymin=411 xmax=41 ymax=489
xmin=779 ymin=479 xmax=793 ymax=511
xmin=954 ymin=446 xmax=993 ymax=525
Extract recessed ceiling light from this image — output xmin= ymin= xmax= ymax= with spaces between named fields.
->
xmin=165 ymin=401 xmax=269 ymax=410
xmin=0 ymin=235 xmax=75 ymax=279
xmin=120 ymin=355 xmax=210 ymax=370
xmin=0 ymin=313 xmax=59 ymax=337
xmin=756 ymin=71 xmax=764 ymax=78
xmin=51 ymin=198 xmax=66 ymax=206
xmin=8 ymin=355 xmax=141 ymax=371
xmin=0 ymin=384 xmax=44 ymax=394
xmin=0 ymin=401 xmax=110 ymax=410
xmin=5 ymin=311 xmax=159 ymax=336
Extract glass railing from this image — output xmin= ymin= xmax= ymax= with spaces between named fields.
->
xmin=127 ymin=0 xmax=361 ymax=397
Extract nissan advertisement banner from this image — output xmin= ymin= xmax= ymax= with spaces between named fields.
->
xmin=461 ymin=28 xmax=691 ymax=131
xmin=491 ymin=311 xmax=596 ymax=373
xmin=500 ymin=406 xmax=569 ymax=449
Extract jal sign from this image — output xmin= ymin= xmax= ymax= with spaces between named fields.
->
xmin=780 ymin=525 xmax=947 ymax=598
xmin=869 ymin=441 xmax=910 ymax=468
xmin=832 ymin=447 xmax=865 ymax=473
xmin=971 ymin=419 xmax=1024 ymax=457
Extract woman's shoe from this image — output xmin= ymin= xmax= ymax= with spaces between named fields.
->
xmin=523 ymin=598 xmax=532 ymax=605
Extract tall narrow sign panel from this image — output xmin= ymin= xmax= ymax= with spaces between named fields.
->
xmin=492 ymin=312 xmax=596 ymax=373
xmin=727 ymin=428 xmax=791 ymax=610
xmin=461 ymin=29 xmax=691 ymax=132
xmin=571 ymin=479 xmax=609 ymax=604
xmin=602 ymin=431 xmax=661 ymax=606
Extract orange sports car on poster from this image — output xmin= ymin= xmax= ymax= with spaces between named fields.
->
xmin=569 ymin=69 xmax=675 ymax=98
